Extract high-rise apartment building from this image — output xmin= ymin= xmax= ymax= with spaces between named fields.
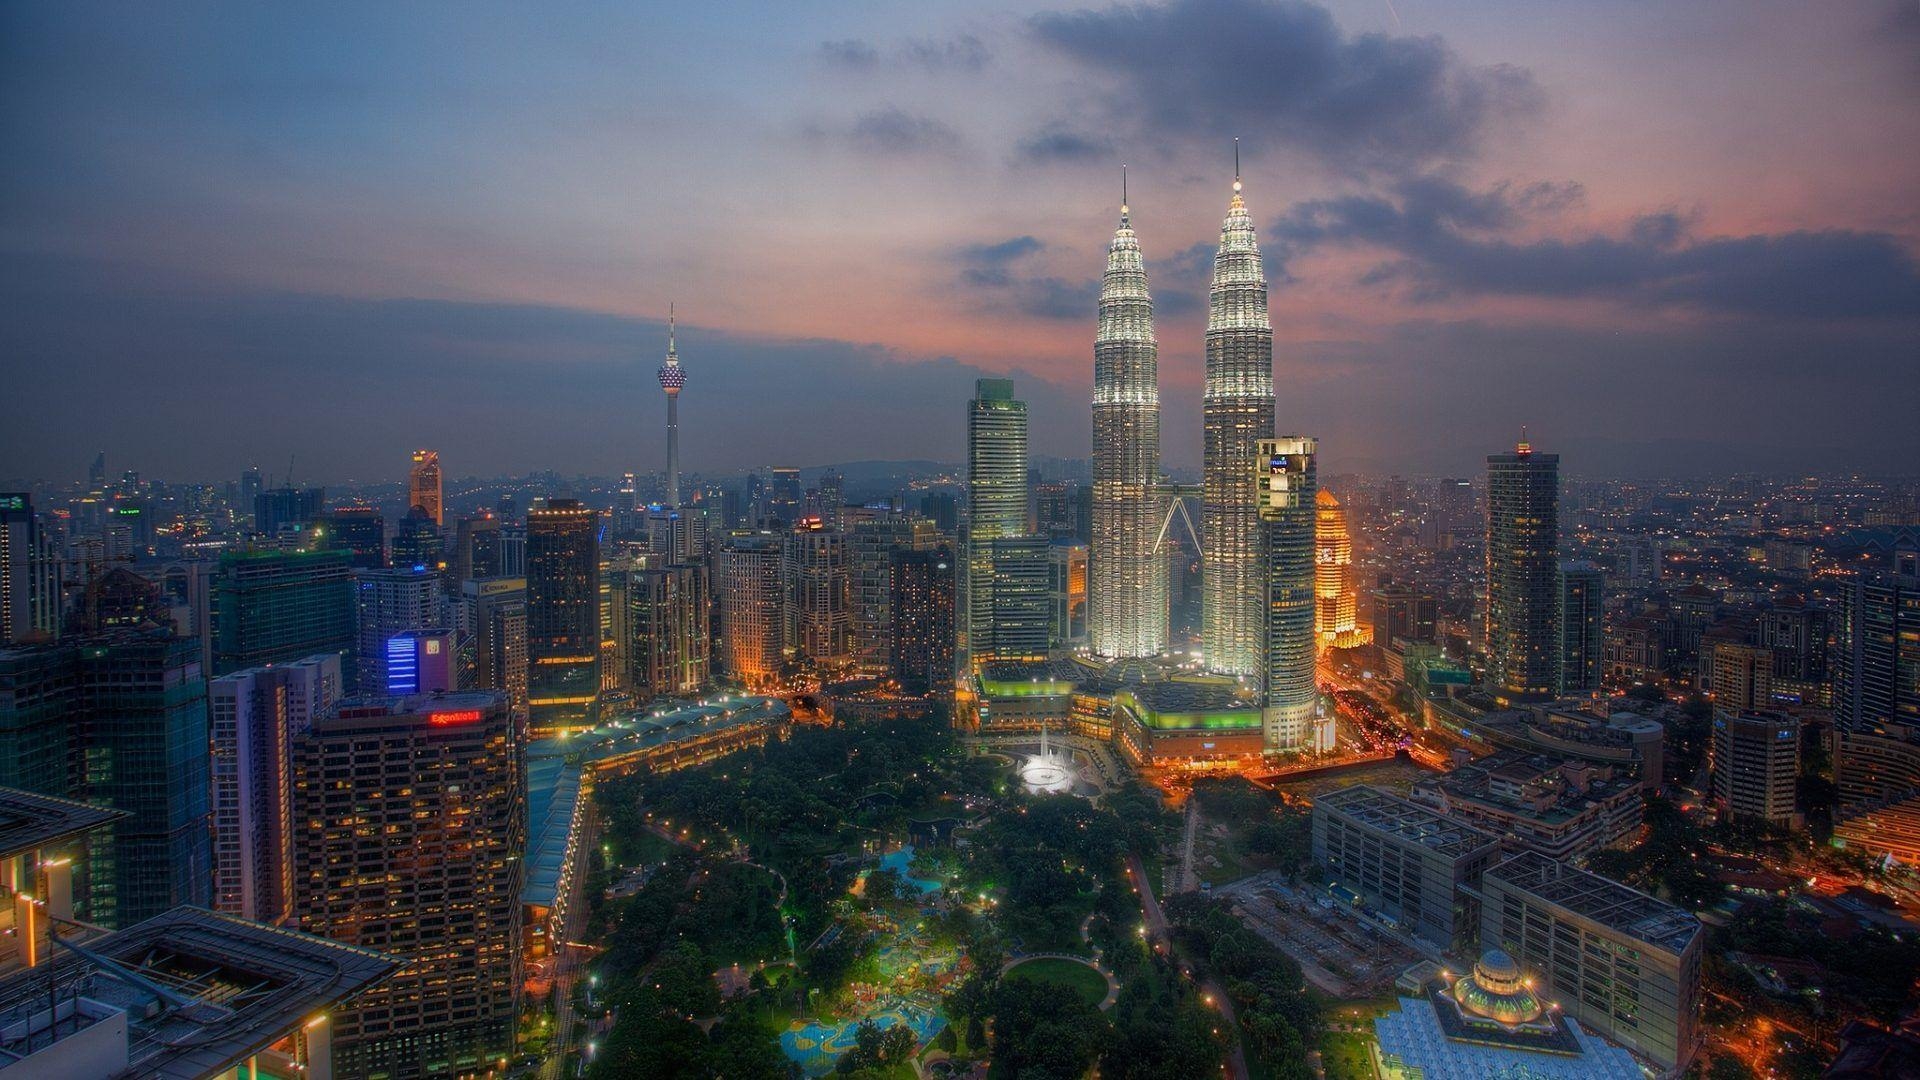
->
xmin=526 ymin=498 xmax=600 ymax=731
xmin=1202 ymin=166 xmax=1274 ymax=678
xmin=0 ymin=493 xmax=60 ymax=644
xmin=849 ymin=513 xmax=942 ymax=677
xmin=408 ymin=449 xmax=443 ymax=526
xmin=457 ymin=577 xmax=528 ymax=717
xmin=1835 ymin=542 xmax=1920 ymax=730
xmin=1089 ymin=189 xmax=1168 ymax=659
xmin=208 ymin=653 xmax=340 ymax=924
xmin=785 ymin=521 xmax=851 ymax=676
xmin=1257 ymin=439 xmax=1319 ymax=753
xmin=1711 ymin=710 xmax=1800 ymax=827
xmin=718 ymin=535 xmax=785 ymax=687
xmin=1558 ymin=560 xmax=1605 ymax=695
xmin=355 ymin=564 xmax=446 ymax=695
xmin=1480 ymin=852 xmax=1703 ymax=1073
xmin=292 ymin=692 xmax=524 ymax=1079
xmin=890 ymin=545 xmax=956 ymax=696
xmin=626 ymin=560 xmax=711 ymax=699
xmin=213 ymin=548 xmax=356 ymax=682
xmin=1486 ymin=439 xmax=1561 ymax=700
xmin=964 ymin=379 xmax=1030 ymax=672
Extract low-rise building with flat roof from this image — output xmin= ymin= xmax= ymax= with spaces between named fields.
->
xmin=1411 ymin=751 xmax=1642 ymax=861
xmin=1313 ymin=785 xmax=1503 ymax=949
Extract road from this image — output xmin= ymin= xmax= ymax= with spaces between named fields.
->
xmin=1129 ymin=853 xmax=1250 ymax=1080
xmin=540 ymin=809 xmax=600 ymax=1080
xmin=1178 ymin=799 xmax=1201 ymax=893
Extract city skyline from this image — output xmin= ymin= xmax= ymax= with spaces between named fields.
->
xmin=5 ymin=1 xmax=1918 ymax=482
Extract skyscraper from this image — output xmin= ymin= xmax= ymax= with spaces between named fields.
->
xmin=1835 ymin=541 xmax=1920 ymax=730
xmin=1558 ymin=560 xmax=1606 ymax=695
xmin=323 ymin=505 xmax=387 ymax=568
xmin=213 ymin=548 xmax=356 ymax=682
xmin=1710 ymin=710 xmax=1800 ymax=827
xmin=658 ymin=305 xmax=687 ymax=508
xmin=785 ymin=519 xmax=851 ymax=677
xmin=963 ymin=379 xmax=1029 ymax=671
xmin=1089 ymin=181 xmax=1167 ymax=659
xmin=718 ymin=535 xmax=784 ymax=687
xmin=890 ymin=545 xmax=956 ymax=696
xmin=849 ymin=512 xmax=941 ymax=677
xmin=1258 ymin=439 xmax=1318 ymax=753
xmin=525 ymin=498 xmax=600 ymax=731
xmin=0 ymin=493 xmax=60 ymax=644
xmin=984 ymin=535 xmax=1051 ymax=663
xmin=208 ymin=653 xmax=340 ymax=925
xmin=1202 ymin=158 xmax=1275 ymax=677
xmin=354 ymin=564 xmax=446 ymax=695
xmin=625 ymin=560 xmax=711 ymax=699
xmin=293 ymin=692 xmax=524 ymax=1079
xmin=458 ymin=577 xmax=528 ymax=717
xmin=1486 ymin=438 xmax=1561 ymax=700
xmin=1314 ymin=490 xmax=1370 ymax=651
xmin=408 ymin=449 xmax=443 ymax=526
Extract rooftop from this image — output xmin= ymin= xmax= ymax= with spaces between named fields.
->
xmin=528 ymin=694 xmax=789 ymax=767
xmin=0 ymin=906 xmax=397 ymax=1080
xmin=1484 ymin=851 xmax=1703 ymax=956
xmin=1316 ymin=785 xmax=1501 ymax=860
xmin=0 ymin=786 xmax=128 ymax=862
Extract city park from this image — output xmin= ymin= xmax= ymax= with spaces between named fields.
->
xmin=571 ymin=713 xmax=1320 ymax=1079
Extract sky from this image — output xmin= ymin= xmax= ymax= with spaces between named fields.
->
xmin=2 ymin=0 xmax=1916 ymax=484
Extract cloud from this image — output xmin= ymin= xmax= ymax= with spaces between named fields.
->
xmin=817 ymin=39 xmax=880 ymax=70
xmin=808 ymin=107 xmax=963 ymax=156
xmin=901 ymin=34 xmax=991 ymax=71
xmin=1028 ymin=0 xmax=1542 ymax=174
xmin=1273 ymin=177 xmax=1920 ymax=319
xmin=1013 ymin=123 xmax=1116 ymax=164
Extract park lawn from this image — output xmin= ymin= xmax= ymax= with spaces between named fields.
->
xmin=1004 ymin=956 xmax=1109 ymax=1008
xmin=1320 ymin=1029 xmax=1379 ymax=1080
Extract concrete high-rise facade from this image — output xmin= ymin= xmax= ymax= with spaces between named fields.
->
xmin=718 ymin=535 xmax=785 ymax=688
xmin=354 ymin=565 xmax=445 ymax=695
xmin=213 ymin=548 xmax=356 ymax=683
xmin=963 ymin=379 xmax=1029 ymax=672
xmin=1486 ymin=439 xmax=1561 ymax=700
xmin=457 ymin=577 xmax=528 ymax=717
xmin=1711 ymin=710 xmax=1800 ymax=827
xmin=408 ymin=449 xmax=443 ymax=526
xmin=625 ymin=560 xmax=711 ymax=699
xmin=1202 ymin=165 xmax=1274 ymax=677
xmin=525 ymin=499 xmax=600 ymax=731
xmin=1089 ymin=187 xmax=1167 ymax=659
xmin=849 ymin=513 xmax=942 ymax=677
xmin=1558 ymin=560 xmax=1605 ymax=695
xmin=984 ymin=535 xmax=1051 ymax=663
xmin=890 ymin=545 xmax=956 ymax=696
xmin=293 ymin=692 xmax=523 ymax=1080
xmin=1258 ymin=439 xmax=1318 ymax=752
xmin=209 ymin=653 xmax=340 ymax=925
xmin=785 ymin=521 xmax=851 ymax=676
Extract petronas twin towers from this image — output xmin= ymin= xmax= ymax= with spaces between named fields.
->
xmin=1088 ymin=164 xmax=1275 ymax=676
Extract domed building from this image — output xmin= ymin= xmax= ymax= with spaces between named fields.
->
xmin=1371 ymin=952 xmax=1642 ymax=1080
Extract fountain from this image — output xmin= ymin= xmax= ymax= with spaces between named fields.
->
xmin=1018 ymin=723 xmax=1076 ymax=795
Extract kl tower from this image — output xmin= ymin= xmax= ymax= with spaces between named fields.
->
xmin=658 ymin=304 xmax=686 ymax=508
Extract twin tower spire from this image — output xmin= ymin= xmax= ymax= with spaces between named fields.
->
xmin=1089 ymin=144 xmax=1275 ymax=674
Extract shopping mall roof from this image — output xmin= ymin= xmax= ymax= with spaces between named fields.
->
xmin=0 ymin=786 xmax=128 ymax=862
xmin=0 ymin=906 xmax=398 ymax=1080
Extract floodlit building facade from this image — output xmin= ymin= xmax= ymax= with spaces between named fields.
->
xmin=1089 ymin=191 xmax=1168 ymax=659
xmin=963 ymin=379 xmax=1031 ymax=671
xmin=1257 ymin=438 xmax=1319 ymax=753
xmin=526 ymin=498 xmax=600 ymax=731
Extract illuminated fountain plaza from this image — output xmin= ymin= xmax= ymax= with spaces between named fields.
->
xmin=1018 ymin=723 xmax=1078 ymax=795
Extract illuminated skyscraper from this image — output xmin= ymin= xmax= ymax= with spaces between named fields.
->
xmin=1486 ymin=437 xmax=1561 ymax=700
xmin=890 ymin=545 xmax=955 ymax=696
xmin=1203 ymin=155 xmax=1274 ymax=677
xmin=293 ymin=692 xmax=523 ymax=1079
xmin=1258 ymin=439 xmax=1318 ymax=753
xmin=963 ymin=379 xmax=1030 ymax=671
xmin=785 ymin=519 xmax=851 ymax=677
xmin=718 ymin=535 xmax=784 ymax=687
xmin=658 ymin=305 xmax=686 ymax=508
xmin=354 ymin=564 xmax=444 ymax=695
xmin=1558 ymin=560 xmax=1605 ymax=695
xmin=408 ymin=449 xmax=443 ymax=526
xmin=1314 ymin=490 xmax=1370 ymax=650
xmin=1089 ymin=179 xmax=1167 ymax=659
xmin=525 ymin=499 xmax=600 ymax=731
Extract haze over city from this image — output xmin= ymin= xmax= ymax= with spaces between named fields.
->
xmin=5 ymin=1 xmax=1917 ymax=482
